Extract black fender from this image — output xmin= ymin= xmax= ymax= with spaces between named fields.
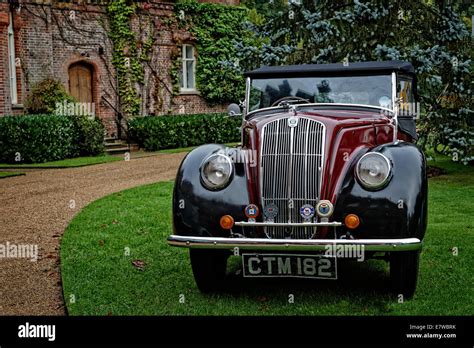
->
xmin=333 ymin=142 xmax=427 ymax=240
xmin=172 ymin=144 xmax=250 ymax=237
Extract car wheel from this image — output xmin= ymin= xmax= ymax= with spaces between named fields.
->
xmin=190 ymin=249 xmax=228 ymax=293
xmin=390 ymin=250 xmax=420 ymax=299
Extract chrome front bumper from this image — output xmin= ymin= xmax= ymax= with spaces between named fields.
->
xmin=167 ymin=235 xmax=422 ymax=252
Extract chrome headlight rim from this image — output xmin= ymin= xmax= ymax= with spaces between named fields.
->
xmin=355 ymin=152 xmax=392 ymax=190
xmin=200 ymin=153 xmax=234 ymax=190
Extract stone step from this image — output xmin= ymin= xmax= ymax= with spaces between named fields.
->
xmin=104 ymin=137 xmax=120 ymax=143
xmin=106 ymin=147 xmax=132 ymax=154
xmin=104 ymin=143 xmax=139 ymax=154
xmin=103 ymin=136 xmax=139 ymax=154
xmin=104 ymin=142 xmax=130 ymax=149
xmin=104 ymin=139 xmax=125 ymax=145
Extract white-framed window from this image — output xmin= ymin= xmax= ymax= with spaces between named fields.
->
xmin=179 ymin=44 xmax=196 ymax=92
xmin=7 ymin=11 xmax=18 ymax=104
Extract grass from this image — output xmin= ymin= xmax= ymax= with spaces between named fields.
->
xmin=0 ymin=171 xmax=25 ymax=179
xmin=0 ymin=154 xmax=122 ymax=169
xmin=60 ymin=154 xmax=474 ymax=316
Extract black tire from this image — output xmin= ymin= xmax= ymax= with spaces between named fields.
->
xmin=190 ymin=249 xmax=228 ymax=293
xmin=390 ymin=250 xmax=420 ymax=299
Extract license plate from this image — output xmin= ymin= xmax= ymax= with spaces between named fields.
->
xmin=242 ymin=253 xmax=337 ymax=279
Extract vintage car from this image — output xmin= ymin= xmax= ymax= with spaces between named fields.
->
xmin=168 ymin=61 xmax=427 ymax=298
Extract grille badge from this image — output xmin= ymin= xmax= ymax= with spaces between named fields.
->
xmin=244 ymin=204 xmax=259 ymax=223
xmin=300 ymin=204 xmax=315 ymax=222
xmin=288 ymin=116 xmax=298 ymax=128
xmin=263 ymin=203 xmax=279 ymax=223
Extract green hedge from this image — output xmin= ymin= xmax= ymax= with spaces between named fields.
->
xmin=0 ymin=115 xmax=105 ymax=164
xmin=127 ymin=113 xmax=241 ymax=151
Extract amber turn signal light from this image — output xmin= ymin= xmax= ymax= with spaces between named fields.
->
xmin=220 ymin=215 xmax=234 ymax=229
xmin=344 ymin=214 xmax=360 ymax=229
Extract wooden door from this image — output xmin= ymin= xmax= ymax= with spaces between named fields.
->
xmin=68 ymin=63 xmax=93 ymax=103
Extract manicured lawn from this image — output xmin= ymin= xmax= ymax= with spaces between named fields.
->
xmin=0 ymin=155 xmax=122 ymax=169
xmin=0 ymin=171 xmax=25 ymax=179
xmin=60 ymin=155 xmax=473 ymax=315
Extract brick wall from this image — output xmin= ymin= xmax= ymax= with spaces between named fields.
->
xmin=0 ymin=0 xmax=238 ymax=137
xmin=0 ymin=2 xmax=11 ymax=115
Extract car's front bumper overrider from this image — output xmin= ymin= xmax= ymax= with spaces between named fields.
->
xmin=167 ymin=235 xmax=422 ymax=252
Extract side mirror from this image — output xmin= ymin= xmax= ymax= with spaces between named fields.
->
xmin=227 ymin=103 xmax=242 ymax=117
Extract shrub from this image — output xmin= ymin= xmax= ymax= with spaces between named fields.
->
xmin=24 ymin=79 xmax=75 ymax=114
xmin=71 ymin=116 xmax=106 ymax=157
xmin=0 ymin=115 xmax=105 ymax=163
xmin=127 ymin=113 xmax=241 ymax=151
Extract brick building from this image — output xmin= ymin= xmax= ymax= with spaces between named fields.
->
xmin=0 ymin=0 xmax=239 ymax=137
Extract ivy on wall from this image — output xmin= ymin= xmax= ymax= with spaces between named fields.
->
xmin=173 ymin=0 xmax=257 ymax=105
xmin=91 ymin=0 xmax=257 ymax=113
xmin=104 ymin=0 xmax=258 ymax=112
xmin=106 ymin=0 xmax=144 ymax=115
xmin=169 ymin=48 xmax=183 ymax=98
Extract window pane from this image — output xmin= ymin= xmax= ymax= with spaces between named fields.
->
xmin=185 ymin=45 xmax=194 ymax=59
xmin=186 ymin=61 xmax=194 ymax=89
xmin=398 ymin=80 xmax=413 ymax=103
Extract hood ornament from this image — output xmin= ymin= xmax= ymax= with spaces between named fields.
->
xmin=289 ymin=104 xmax=298 ymax=116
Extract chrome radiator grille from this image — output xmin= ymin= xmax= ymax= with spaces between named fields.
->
xmin=260 ymin=117 xmax=325 ymax=239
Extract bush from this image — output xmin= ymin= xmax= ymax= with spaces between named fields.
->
xmin=71 ymin=116 xmax=106 ymax=156
xmin=0 ymin=115 xmax=105 ymax=163
xmin=24 ymin=79 xmax=75 ymax=114
xmin=127 ymin=113 xmax=241 ymax=151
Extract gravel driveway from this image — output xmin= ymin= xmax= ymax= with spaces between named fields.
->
xmin=0 ymin=153 xmax=185 ymax=315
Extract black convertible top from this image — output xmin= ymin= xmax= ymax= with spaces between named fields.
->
xmin=244 ymin=60 xmax=415 ymax=78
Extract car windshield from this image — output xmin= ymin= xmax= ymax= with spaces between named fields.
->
xmin=249 ymin=75 xmax=393 ymax=112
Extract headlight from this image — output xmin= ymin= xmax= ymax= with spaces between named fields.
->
xmin=355 ymin=152 xmax=391 ymax=190
xmin=200 ymin=154 xmax=233 ymax=190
